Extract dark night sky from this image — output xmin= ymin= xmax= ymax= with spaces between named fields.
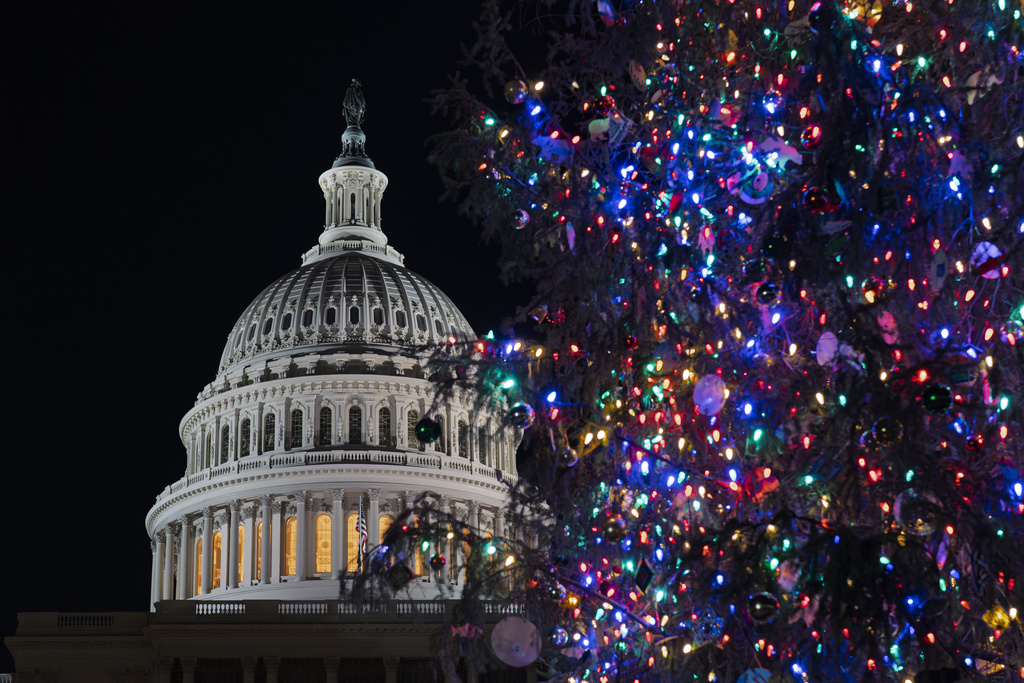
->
xmin=2 ymin=2 xmax=533 ymax=670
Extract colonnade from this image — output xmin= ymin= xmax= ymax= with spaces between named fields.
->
xmin=150 ymin=490 xmax=509 ymax=607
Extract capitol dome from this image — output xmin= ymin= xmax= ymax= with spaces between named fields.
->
xmin=145 ymin=81 xmax=517 ymax=607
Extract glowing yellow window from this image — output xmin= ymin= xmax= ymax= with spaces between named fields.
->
xmin=212 ymin=531 xmax=222 ymax=588
xmin=284 ymin=517 xmax=297 ymax=576
xmin=237 ymin=525 xmax=245 ymax=584
xmin=194 ymin=538 xmax=203 ymax=596
xmin=315 ymin=513 xmax=332 ymax=574
xmin=346 ymin=512 xmax=359 ymax=571
xmin=255 ymin=521 xmax=262 ymax=581
xmin=379 ymin=514 xmax=394 ymax=546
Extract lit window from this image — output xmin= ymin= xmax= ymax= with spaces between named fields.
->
xmin=315 ymin=513 xmax=332 ymax=574
xmin=458 ymin=421 xmax=468 ymax=458
xmin=379 ymin=407 xmax=392 ymax=447
xmin=212 ymin=531 xmax=222 ymax=588
xmin=240 ymin=419 xmax=251 ymax=457
xmin=194 ymin=538 xmax=203 ymax=596
xmin=348 ymin=406 xmax=362 ymax=444
xmin=379 ymin=514 xmax=394 ymax=545
xmin=290 ymin=409 xmax=302 ymax=449
xmin=407 ymin=410 xmax=420 ymax=449
xmin=263 ymin=413 xmax=275 ymax=452
xmin=346 ymin=512 xmax=359 ymax=571
xmin=284 ymin=517 xmax=297 ymax=575
xmin=318 ymin=407 xmax=332 ymax=447
xmin=237 ymin=525 xmax=244 ymax=584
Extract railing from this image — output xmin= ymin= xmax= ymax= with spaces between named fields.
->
xmin=156 ymin=451 xmax=515 ymax=501
xmin=196 ymin=601 xmax=245 ymax=616
xmin=58 ymin=613 xmax=115 ymax=628
xmin=0 ymin=673 xmax=13 ymax=682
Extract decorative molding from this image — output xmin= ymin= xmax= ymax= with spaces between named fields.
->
xmin=329 ymin=488 xmax=345 ymax=502
xmin=367 ymin=488 xmax=382 ymax=501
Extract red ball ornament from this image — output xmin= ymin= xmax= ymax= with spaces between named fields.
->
xmin=429 ymin=553 xmax=447 ymax=570
xmin=802 ymin=186 xmax=838 ymax=213
xmin=594 ymin=95 xmax=616 ymax=116
xmin=800 ymin=124 xmax=823 ymax=150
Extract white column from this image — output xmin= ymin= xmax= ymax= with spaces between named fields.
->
xmin=242 ymin=504 xmax=256 ymax=586
xmin=265 ymin=657 xmax=281 ymax=683
xmin=330 ymin=489 xmax=344 ymax=577
xmin=177 ymin=517 xmax=191 ymax=599
xmin=271 ymin=500 xmax=283 ymax=582
xmin=228 ymin=500 xmax=240 ymax=589
xmin=468 ymin=501 xmax=480 ymax=532
xmin=261 ymin=495 xmax=272 ymax=584
xmin=494 ymin=509 xmax=505 ymax=539
xmin=295 ymin=491 xmax=308 ymax=580
xmin=367 ymin=489 xmax=381 ymax=555
xmin=162 ymin=526 xmax=174 ymax=601
xmin=201 ymin=507 xmax=213 ymax=594
xmin=150 ymin=539 xmax=160 ymax=610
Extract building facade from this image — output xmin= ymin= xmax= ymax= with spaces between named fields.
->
xmin=6 ymin=82 xmax=527 ymax=683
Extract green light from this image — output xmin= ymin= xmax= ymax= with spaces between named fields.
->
xmin=999 ymin=396 xmax=1009 ymax=411
xmin=846 ymin=275 xmax=854 ymax=288
xmin=486 ymin=543 xmax=496 ymax=555
xmin=600 ymin=86 xmax=607 ymax=96
xmin=483 ymin=117 xmax=495 ymax=126
xmin=918 ymin=56 xmax=926 ymax=67
xmin=804 ymin=475 xmax=814 ymax=485
xmin=850 ymin=40 xmax=857 ymax=50
xmin=939 ymin=578 xmax=947 ymax=592
xmin=655 ymin=590 xmax=664 ymax=602
xmin=782 ymin=539 xmax=790 ymax=550
xmin=421 ymin=540 xmax=430 ymax=552
xmin=992 ymin=164 xmax=1000 ymax=174
xmin=702 ymin=133 xmax=711 ymax=142
xmin=626 ymin=560 xmax=635 ymax=571
xmin=769 ymin=558 xmax=779 ymax=570
xmin=764 ymin=28 xmax=771 ymax=36
xmin=595 ymin=608 xmax=605 ymax=620
xmin=500 ymin=379 xmax=516 ymax=389
xmin=753 ymin=429 xmax=763 ymax=442
xmin=790 ymin=49 xmax=797 ymax=59
xmin=838 ymin=395 xmax=847 ymax=406
xmin=879 ymin=556 xmax=890 ymax=564
xmin=906 ymin=469 xmax=915 ymax=482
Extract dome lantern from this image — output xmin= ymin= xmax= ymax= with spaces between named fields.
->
xmin=309 ymin=79 xmax=399 ymax=265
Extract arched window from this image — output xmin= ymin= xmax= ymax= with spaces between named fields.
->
xmin=302 ymin=309 xmax=314 ymax=327
xmin=284 ymin=517 xmax=297 ymax=576
xmin=416 ymin=314 xmax=427 ymax=332
xmin=263 ymin=319 xmax=273 ymax=336
xmin=372 ymin=308 xmax=384 ymax=325
xmin=348 ymin=406 xmax=362 ymax=444
xmin=379 ymin=514 xmax=394 ymax=546
xmin=478 ymin=426 xmax=488 ymax=465
xmin=350 ymin=192 xmax=355 ymax=220
xmin=247 ymin=324 xmax=256 ymax=341
xmin=264 ymin=413 xmax=275 ymax=452
xmin=349 ymin=306 xmax=360 ymax=325
xmin=212 ymin=531 xmax=222 ymax=589
xmin=205 ymin=431 xmax=212 ymax=466
xmin=220 ymin=424 xmax=229 ymax=463
xmin=458 ymin=421 xmax=468 ymax=458
xmin=318 ymin=407 xmax=332 ymax=447
xmin=407 ymin=409 xmax=420 ymax=449
xmin=240 ymin=419 xmax=251 ymax=458
xmin=237 ymin=525 xmax=244 ymax=585
xmin=290 ymin=409 xmax=303 ymax=448
xmin=315 ymin=513 xmax=332 ymax=574
xmin=395 ymin=310 xmax=407 ymax=328
xmin=378 ymin=407 xmax=392 ymax=447
xmin=346 ymin=512 xmax=359 ymax=571
xmin=325 ymin=307 xmax=337 ymax=326
xmin=434 ymin=319 xmax=444 ymax=335
xmin=436 ymin=416 xmax=446 ymax=454
xmin=255 ymin=521 xmax=263 ymax=581
xmin=282 ymin=312 xmax=293 ymax=329
xmin=194 ymin=537 xmax=203 ymax=596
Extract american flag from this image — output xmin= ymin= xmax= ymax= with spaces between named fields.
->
xmin=356 ymin=498 xmax=368 ymax=557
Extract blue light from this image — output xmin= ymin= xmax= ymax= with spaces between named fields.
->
xmin=950 ymin=569 xmax=960 ymax=579
xmin=728 ymin=468 xmax=738 ymax=481
xmin=667 ymin=475 xmax=676 ymax=487
xmin=964 ymin=657 xmax=972 ymax=667
xmin=504 ymin=343 xmax=514 ymax=354
xmin=746 ymin=340 xmax=755 ymax=348
xmin=530 ymin=105 xmax=542 ymax=116
xmin=939 ymin=109 xmax=947 ymax=119
xmin=771 ymin=312 xmax=781 ymax=324
xmin=872 ymin=59 xmax=881 ymax=72
xmin=618 ymin=199 xmax=627 ymax=209
xmin=744 ymin=403 xmax=753 ymax=416
xmin=691 ymin=192 xmax=701 ymax=204
xmin=834 ymin=535 xmax=840 ymax=544
xmin=872 ymin=223 xmax=881 ymax=236
xmin=941 ymin=328 xmax=950 ymax=339
xmin=672 ymin=142 xmax=680 ymax=154
xmin=687 ymin=129 xmax=695 ymax=139
xmin=546 ymin=391 xmax=557 ymax=402
xmin=641 ymin=460 xmax=649 ymax=475
xmin=1013 ymin=481 xmax=1023 ymax=498
xmin=655 ymin=548 xmax=664 ymax=561
xmin=686 ymin=170 xmax=694 ymax=181
xmin=716 ymin=574 xmax=725 ymax=585
xmin=949 ymin=177 xmax=960 ymax=192
xmin=908 ymin=111 xmax=916 ymax=123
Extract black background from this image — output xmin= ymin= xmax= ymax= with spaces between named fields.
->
xmin=2 ymin=1 xmax=533 ymax=670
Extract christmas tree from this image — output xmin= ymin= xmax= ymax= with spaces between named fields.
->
xmin=354 ymin=0 xmax=1023 ymax=680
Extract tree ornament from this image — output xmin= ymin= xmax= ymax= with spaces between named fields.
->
xmin=491 ymin=616 xmax=541 ymax=667
xmin=801 ymin=185 xmax=838 ymax=213
xmin=861 ymin=276 xmax=886 ymax=304
xmin=755 ymin=281 xmax=781 ymax=305
xmin=628 ymin=60 xmax=646 ymax=90
xmin=894 ymin=489 xmax=941 ymax=535
xmin=816 ymin=331 xmax=839 ymax=366
xmin=549 ymin=626 xmax=570 ymax=647
xmin=601 ymin=513 xmax=628 ymax=542
xmin=428 ymin=553 xmax=446 ymax=571
xmin=921 ymin=385 xmax=952 ymax=413
xmin=970 ymin=241 xmax=1005 ymax=279
xmin=742 ymin=259 xmax=769 ymax=283
xmin=513 ymin=209 xmax=530 ymax=230
xmin=800 ymin=124 xmax=823 ymax=150
xmin=560 ymin=446 xmax=579 ymax=467
xmin=872 ymin=416 xmax=904 ymax=446
xmin=736 ymin=669 xmax=773 ymax=683
xmin=504 ymin=79 xmax=528 ymax=104
xmin=762 ymin=89 xmax=784 ymax=115
xmin=693 ymin=374 xmax=728 ymax=416
xmin=624 ymin=335 xmax=639 ymax=350
xmin=965 ymin=434 xmax=984 ymax=452
xmin=692 ymin=610 xmax=726 ymax=644
xmin=548 ymin=582 xmax=567 ymax=601
xmin=594 ymin=94 xmax=616 ymax=116
xmin=748 ymin=592 xmax=780 ymax=624
xmin=508 ymin=402 xmax=536 ymax=429
xmin=414 ymin=418 xmax=442 ymax=443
